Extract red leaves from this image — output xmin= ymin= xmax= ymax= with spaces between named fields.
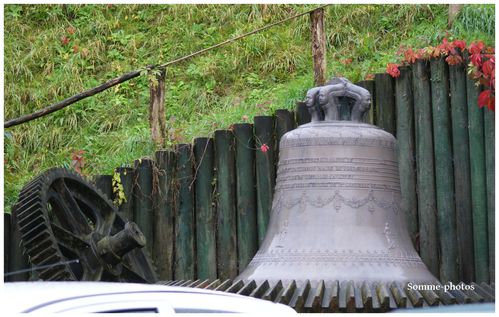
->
xmin=60 ymin=36 xmax=70 ymax=46
xmin=425 ymin=46 xmax=443 ymax=59
xmin=470 ymin=53 xmax=482 ymax=67
xmin=437 ymin=38 xmax=453 ymax=55
xmin=384 ymin=37 xmax=494 ymax=112
xmin=452 ymin=40 xmax=466 ymax=51
xmin=386 ymin=63 xmax=400 ymax=78
xmin=66 ymin=27 xmax=76 ymax=35
xmin=341 ymin=58 xmax=353 ymax=65
xmin=478 ymin=90 xmax=495 ymax=111
xmin=71 ymin=150 xmax=86 ymax=175
xmin=61 ymin=26 xmax=81 ymax=54
xmin=445 ymin=54 xmax=463 ymax=65
xmin=403 ymin=48 xmax=419 ymax=64
xmin=468 ymin=41 xmax=485 ymax=55
xmin=260 ymin=144 xmax=269 ymax=153
xmin=482 ymin=58 xmax=495 ymax=77
xmin=365 ymin=73 xmax=375 ymax=80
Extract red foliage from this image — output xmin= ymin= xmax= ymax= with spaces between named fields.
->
xmin=491 ymin=69 xmax=495 ymax=89
xmin=437 ymin=38 xmax=453 ymax=54
xmin=470 ymin=53 xmax=482 ymax=66
xmin=365 ymin=73 xmax=375 ymax=80
xmin=468 ymin=41 xmax=485 ymax=55
xmin=452 ymin=40 xmax=466 ymax=51
xmin=426 ymin=46 xmax=443 ymax=59
xmin=60 ymin=36 xmax=70 ymax=46
xmin=71 ymin=150 xmax=86 ymax=175
xmin=403 ymin=48 xmax=419 ymax=64
xmin=445 ymin=54 xmax=463 ymax=65
xmin=72 ymin=45 xmax=79 ymax=53
xmin=478 ymin=90 xmax=495 ymax=111
xmin=482 ymin=58 xmax=494 ymax=77
xmin=341 ymin=58 xmax=353 ymax=65
xmin=386 ymin=63 xmax=400 ymax=78
xmin=66 ymin=27 xmax=76 ymax=35
xmin=385 ymin=37 xmax=495 ymax=112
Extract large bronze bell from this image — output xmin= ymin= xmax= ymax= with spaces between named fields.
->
xmin=237 ymin=78 xmax=437 ymax=286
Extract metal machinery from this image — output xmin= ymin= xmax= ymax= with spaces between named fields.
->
xmin=12 ymin=168 xmax=157 ymax=283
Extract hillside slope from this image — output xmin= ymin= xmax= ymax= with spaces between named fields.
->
xmin=4 ymin=4 xmax=494 ymax=211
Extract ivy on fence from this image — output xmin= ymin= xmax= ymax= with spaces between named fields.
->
xmin=385 ymin=38 xmax=495 ymax=111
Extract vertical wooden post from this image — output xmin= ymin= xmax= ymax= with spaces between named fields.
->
xmin=115 ymin=167 xmax=135 ymax=222
xmin=375 ymin=73 xmax=396 ymax=134
xmin=394 ymin=66 xmax=418 ymax=244
xmin=275 ymin=109 xmax=295 ymax=155
xmin=430 ymin=58 xmax=457 ymax=283
xmin=449 ymin=62 xmax=474 ymax=283
xmin=149 ymin=69 xmax=166 ymax=147
xmin=467 ymin=74 xmax=489 ymax=283
xmin=194 ymin=137 xmax=217 ymax=279
xmin=483 ymin=108 xmax=495 ymax=282
xmin=4 ymin=213 xmax=11 ymax=281
xmin=133 ymin=158 xmax=154 ymax=256
xmin=295 ymin=101 xmax=311 ymax=126
xmin=254 ymin=116 xmax=276 ymax=245
xmin=356 ymin=80 xmax=376 ymax=125
xmin=214 ymin=130 xmax=238 ymax=279
xmin=233 ymin=123 xmax=258 ymax=273
xmin=154 ymin=150 xmax=176 ymax=281
xmin=174 ymin=144 xmax=196 ymax=280
xmin=310 ymin=8 xmax=327 ymax=86
xmin=412 ymin=60 xmax=439 ymax=278
xmin=94 ymin=175 xmax=113 ymax=201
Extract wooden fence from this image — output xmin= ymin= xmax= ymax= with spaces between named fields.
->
xmin=5 ymin=58 xmax=494 ymax=286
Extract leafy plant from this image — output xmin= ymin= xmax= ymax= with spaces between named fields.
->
xmin=112 ymin=170 xmax=127 ymax=206
xmin=384 ymin=38 xmax=495 ymax=111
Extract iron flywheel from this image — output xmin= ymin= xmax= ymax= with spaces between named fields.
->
xmin=12 ymin=168 xmax=157 ymax=283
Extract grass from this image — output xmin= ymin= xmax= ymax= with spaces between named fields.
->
xmin=4 ymin=4 xmax=494 ymax=211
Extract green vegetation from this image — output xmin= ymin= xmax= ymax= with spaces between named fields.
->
xmin=4 ymin=4 xmax=494 ymax=211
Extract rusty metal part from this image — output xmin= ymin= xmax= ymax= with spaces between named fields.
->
xmin=157 ymin=279 xmax=495 ymax=313
xmin=12 ymin=168 xmax=157 ymax=283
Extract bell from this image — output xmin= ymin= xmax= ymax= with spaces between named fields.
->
xmin=237 ymin=78 xmax=437 ymax=287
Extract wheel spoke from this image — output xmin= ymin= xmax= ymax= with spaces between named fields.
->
xmin=51 ymin=179 xmax=93 ymax=235
xmin=51 ymin=222 xmax=90 ymax=251
xmin=72 ymin=192 xmax=116 ymax=236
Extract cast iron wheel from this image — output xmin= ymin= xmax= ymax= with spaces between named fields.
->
xmin=12 ymin=168 xmax=157 ymax=283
